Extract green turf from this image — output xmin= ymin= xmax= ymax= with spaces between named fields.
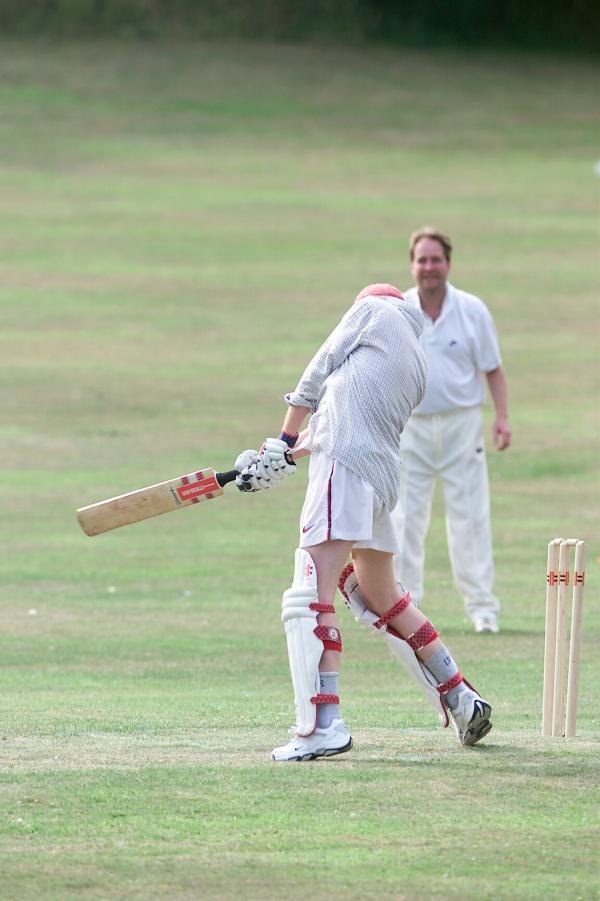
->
xmin=0 ymin=40 xmax=599 ymax=900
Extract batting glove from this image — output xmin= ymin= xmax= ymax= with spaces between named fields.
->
xmin=234 ymin=449 xmax=275 ymax=493
xmin=259 ymin=437 xmax=296 ymax=481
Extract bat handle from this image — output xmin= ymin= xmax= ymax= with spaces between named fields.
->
xmin=215 ymin=469 xmax=240 ymax=487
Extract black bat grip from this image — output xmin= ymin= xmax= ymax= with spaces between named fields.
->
xmin=215 ymin=469 xmax=240 ymax=488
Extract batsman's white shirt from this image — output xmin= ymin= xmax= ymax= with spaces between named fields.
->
xmin=403 ymin=283 xmax=501 ymax=415
xmin=286 ymin=296 xmax=427 ymax=512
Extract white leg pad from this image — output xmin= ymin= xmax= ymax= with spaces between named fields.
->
xmin=282 ymin=548 xmax=324 ymax=737
xmin=339 ymin=565 xmax=448 ymax=726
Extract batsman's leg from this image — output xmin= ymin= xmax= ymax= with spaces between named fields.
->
xmin=352 ymin=549 xmax=492 ymax=746
xmin=338 ymin=561 xmax=447 ymax=724
xmin=273 ymin=539 xmax=354 ymax=762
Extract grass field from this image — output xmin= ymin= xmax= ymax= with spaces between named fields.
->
xmin=1 ymin=40 xmax=599 ymax=899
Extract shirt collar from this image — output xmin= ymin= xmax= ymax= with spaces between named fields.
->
xmin=439 ymin=282 xmax=454 ymax=317
xmin=420 ymin=282 xmax=453 ymax=324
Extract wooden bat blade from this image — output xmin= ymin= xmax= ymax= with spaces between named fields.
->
xmin=77 ymin=468 xmax=238 ymax=536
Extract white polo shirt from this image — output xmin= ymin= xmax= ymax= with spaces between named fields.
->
xmin=403 ymin=282 xmax=502 ymax=415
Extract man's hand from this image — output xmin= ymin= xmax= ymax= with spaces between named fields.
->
xmin=234 ymin=449 xmax=274 ymax=493
xmin=259 ymin=438 xmax=297 ymax=481
xmin=234 ymin=439 xmax=297 ymax=493
xmin=235 ymin=449 xmax=259 ymax=472
xmin=492 ymin=417 xmax=512 ymax=451
xmin=486 ymin=368 xmax=511 ymax=451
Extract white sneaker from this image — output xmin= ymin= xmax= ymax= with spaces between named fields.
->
xmin=272 ymin=718 xmax=353 ymax=762
xmin=474 ymin=615 xmax=499 ymax=634
xmin=448 ymin=687 xmax=493 ymax=746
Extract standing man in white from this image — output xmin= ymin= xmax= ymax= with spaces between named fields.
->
xmin=393 ymin=228 xmax=511 ymax=634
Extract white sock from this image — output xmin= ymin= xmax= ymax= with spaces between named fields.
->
xmin=423 ymin=646 xmax=463 ymax=708
xmin=317 ymin=672 xmax=340 ymax=728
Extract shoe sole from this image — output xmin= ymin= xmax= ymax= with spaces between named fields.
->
xmin=462 ymin=703 xmax=493 ymax=746
xmin=273 ymin=736 xmax=353 ymax=762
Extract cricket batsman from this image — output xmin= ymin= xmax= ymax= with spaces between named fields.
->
xmin=235 ymin=283 xmax=492 ymax=761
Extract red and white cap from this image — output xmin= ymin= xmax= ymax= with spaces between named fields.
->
xmin=355 ymin=283 xmax=404 ymax=302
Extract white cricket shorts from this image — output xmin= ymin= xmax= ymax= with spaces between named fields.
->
xmin=299 ymin=452 xmax=400 ymax=554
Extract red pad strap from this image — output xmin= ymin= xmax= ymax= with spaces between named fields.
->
xmin=438 ymin=671 xmax=464 ymax=695
xmin=311 ymin=694 xmax=340 ymax=705
xmin=314 ymin=625 xmax=342 ymax=653
xmin=374 ymin=592 xmax=411 ymax=629
xmin=337 ymin=562 xmax=355 ymax=602
xmin=310 ymin=602 xmax=336 ymax=614
xmin=406 ymin=621 xmax=439 ymax=652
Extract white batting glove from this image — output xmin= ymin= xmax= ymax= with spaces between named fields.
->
xmin=259 ymin=438 xmax=296 ymax=481
xmin=234 ymin=449 xmax=275 ymax=493
xmin=235 ymin=449 xmax=259 ymax=471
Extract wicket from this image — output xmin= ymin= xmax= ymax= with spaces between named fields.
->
xmin=542 ymin=538 xmax=586 ymax=738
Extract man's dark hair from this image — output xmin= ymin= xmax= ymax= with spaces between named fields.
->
xmin=409 ymin=227 xmax=453 ymax=262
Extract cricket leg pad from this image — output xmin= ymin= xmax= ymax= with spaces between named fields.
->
xmin=282 ymin=549 xmax=342 ymax=737
xmin=338 ymin=563 xmax=448 ymax=725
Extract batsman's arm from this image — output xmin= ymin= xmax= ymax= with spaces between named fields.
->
xmin=279 ymin=405 xmax=311 ymax=457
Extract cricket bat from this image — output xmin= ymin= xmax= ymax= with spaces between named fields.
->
xmin=77 ymin=467 xmax=240 ymax=537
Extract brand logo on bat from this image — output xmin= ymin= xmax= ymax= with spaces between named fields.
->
xmin=176 ymin=476 xmax=219 ymax=502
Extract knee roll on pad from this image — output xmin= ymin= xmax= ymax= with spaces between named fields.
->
xmin=282 ymin=548 xmax=342 ymax=737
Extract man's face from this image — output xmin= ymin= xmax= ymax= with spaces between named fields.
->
xmin=411 ymin=237 xmax=450 ymax=291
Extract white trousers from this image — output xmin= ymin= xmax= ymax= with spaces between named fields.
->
xmin=391 ymin=406 xmax=499 ymax=621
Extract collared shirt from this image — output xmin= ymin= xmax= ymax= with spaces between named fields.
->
xmin=403 ymin=282 xmax=502 ymax=415
xmin=285 ymin=296 xmax=427 ymax=510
